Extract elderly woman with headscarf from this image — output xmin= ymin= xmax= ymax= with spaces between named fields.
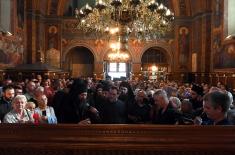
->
xmin=3 ymin=95 xmax=34 ymax=123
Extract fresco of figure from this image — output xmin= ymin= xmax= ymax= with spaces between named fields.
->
xmin=179 ymin=27 xmax=190 ymax=69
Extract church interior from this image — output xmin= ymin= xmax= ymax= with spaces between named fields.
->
xmin=0 ymin=0 xmax=235 ymax=154
xmin=0 ymin=0 xmax=234 ymax=87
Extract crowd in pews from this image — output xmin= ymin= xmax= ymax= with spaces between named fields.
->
xmin=0 ymin=76 xmax=234 ymax=125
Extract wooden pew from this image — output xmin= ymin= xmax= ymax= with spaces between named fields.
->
xmin=0 ymin=124 xmax=235 ymax=155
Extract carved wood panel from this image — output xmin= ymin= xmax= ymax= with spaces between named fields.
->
xmin=0 ymin=124 xmax=235 ymax=155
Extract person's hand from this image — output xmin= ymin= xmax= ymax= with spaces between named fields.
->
xmin=41 ymin=115 xmax=48 ymax=121
xmin=128 ymin=115 xmax=138 ymax=122
xmin=89 ymin=107 xmax=98 ymax=114
xmin=194 ymin=116 xmax=202 ymax=125
xmin=18 ymin=119 xmax=26 ymax=123
xmin=19 ymin=118 xmax=33 ymax=124
xmin=78 ymin=118 xmax=91 ymax=125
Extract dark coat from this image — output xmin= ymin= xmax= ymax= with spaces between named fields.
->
xmin=0 ymin=97 xmax=12 ymax=121
xmin=60 ymin=95 xmax=100 ymax=124
xmin=101 ymin=99 xmax=127 ymax=124
xmin=152 ymin=102 xmax=180 ymax=125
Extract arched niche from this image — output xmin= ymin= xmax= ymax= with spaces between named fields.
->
xmin=63 ymin=42 xmax=97 ymax=62
xmin=103 ymin=48 xmax=132 ymax=80
xmin=140 ymin=43 xmax=173 ymax=70
xmin=141 ymin=47 xmax=170 ymax=80
xmin=65 ymin=46 xmax=95 ymax=78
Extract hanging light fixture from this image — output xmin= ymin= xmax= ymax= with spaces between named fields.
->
xmin=75 ymin=0 xmax=174 ymax=41
xmin=107 ymin=42 xmax=130 ymax=62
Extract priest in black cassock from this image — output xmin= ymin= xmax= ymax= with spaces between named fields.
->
xmin=60 ymin=78 xmax=100 ymax=124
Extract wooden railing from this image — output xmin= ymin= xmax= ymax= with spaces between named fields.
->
xmin=167 ymin=72 xmax=235 ymax=88
xmin=0 ymin=124 xmax=235 ymax=155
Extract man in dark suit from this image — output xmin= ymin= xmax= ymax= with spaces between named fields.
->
xmin=101 ymin=86 xmax=127 ymax=124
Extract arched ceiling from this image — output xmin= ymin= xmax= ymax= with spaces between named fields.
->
xmin=29 ymin=0 xmax=211 ymax=17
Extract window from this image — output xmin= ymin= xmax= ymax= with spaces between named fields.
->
xmin=108 ymin=62 xmax=127 ymax=80
xmin=0 ymin=0 xmax=11 ymax=32
xmin=228 ymin=0 xmax=235 ymax=35
xmin=118 ymin=63 xmax=126 ymax=72
xmin=109 ymin=63 xmax=117 ymax=72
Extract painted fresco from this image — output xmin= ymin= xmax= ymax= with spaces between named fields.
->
xmin=214 ymin=40 xmax=235 ymax=69
xmin=46 ymin=25 xmax=60 ymax=68
xmin=0 ymin=35 xmax=23 ymax=67
xmin=214 ymin=0 xmax=222 ymax=28
xmin=17 ymin=0 xmax=24 ymax=29
xmin=179 ymin=27 xmax=190 ymax=69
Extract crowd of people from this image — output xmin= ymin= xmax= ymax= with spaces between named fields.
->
xmin=0 ymin=76 xmax=235 ymax=125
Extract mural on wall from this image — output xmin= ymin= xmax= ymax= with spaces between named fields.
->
xmin=179 ymin=27 xmax=190 ymax=69
xmin=47 ymin=25 xmax=60 ymax=67
xmin=17 ymin=0 xmax=24 ymax=29
xmin=47 ymin=48 xmax=60 ymax=68
xmin=214 ymin=0 xmax=222 ymax=28
xmin=0 ymin=35 xmax=24 ymax=68
xmin=48 ymin=25 xmax=58 ymax=49
xmin=214 ymin=41 xmax=235 ymax=69
xmin=213 ymin=34 xmax=222 ymax=68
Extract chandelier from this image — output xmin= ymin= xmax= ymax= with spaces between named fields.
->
xmin=108 ymin=42 xmax=130 ymax=61
xmin=75 ymin=0 xmax=174 ymax=41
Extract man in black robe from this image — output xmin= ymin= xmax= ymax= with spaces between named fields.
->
xmin=60 ymin=78 xmax=100 ymax=124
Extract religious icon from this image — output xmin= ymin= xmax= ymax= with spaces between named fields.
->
xmin=179 ymin=27 xmax=189 ymax=69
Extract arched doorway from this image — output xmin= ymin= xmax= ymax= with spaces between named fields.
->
xmin=141 ymin=47 xmax=169 ymax=81
xmin=103 ymin=50 xmax=132 ymax=80
xmin=65 ymin=46 xmax=94 ymax=78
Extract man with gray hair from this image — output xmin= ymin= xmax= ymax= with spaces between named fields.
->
xmin=202 ymin=91 xmax=231 ymax=125
xmin=152 ymin=89 xmax=180 ymax=124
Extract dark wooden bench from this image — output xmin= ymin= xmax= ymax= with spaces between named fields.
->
xmin=0 ymin=124 xmax=235 ymax=155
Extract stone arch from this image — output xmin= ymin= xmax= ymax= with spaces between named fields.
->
xmin=140 ymin=42 xmax=173 ymax=72
xmin=140 ymin=43 xmax=173 ymax=65
xmin=64 ymin=46 xmax=95 ymax=77
xmin=141 ymin=47 xmax=168 ymax=64
xmin=63 ymin=41 xmax=97 ymax=63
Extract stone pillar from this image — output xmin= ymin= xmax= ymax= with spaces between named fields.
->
xmin=132 ymin=62 xmax=141 ymax=80
xmin=25 ymin=0 xmax=36 ymax=63
xmin=94 ymin=61 xmax=104 ymax=79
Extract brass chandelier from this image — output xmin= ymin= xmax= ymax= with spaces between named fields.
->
xmin=75 ymin=0 xmax=174 ymax=41
xmin=108 ymin=42 xmax=130 ymax=61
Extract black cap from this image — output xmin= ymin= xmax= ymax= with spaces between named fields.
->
xmin=71 ymin=78 xmax=88 ymax=95
xmin=191 ymin=84 xmax=204 ymax=96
